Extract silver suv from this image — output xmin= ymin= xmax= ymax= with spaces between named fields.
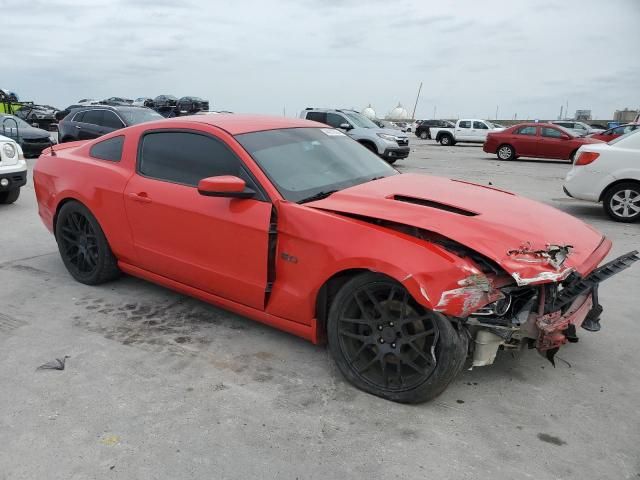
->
xmin=300 ymin=108 xmax=409 ymax=164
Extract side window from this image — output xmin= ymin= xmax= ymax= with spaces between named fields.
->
xmin=326 ymin=113 xmax=348 ymax=129
xmin=473 ymin=121 xmax=488 ymax=129
xmin=72 ymin=111 xmax=85 ymax=122
xmin=306 ymin=112 xmax=327 ymax=124
xmin=82 ymin=110 xmax=104 ymax=126
xmin=515 ymin=126 xmax=537 ymax=136
xmin=102 ymin=111 xmax=124 ymax=129
xmin=542 ymin=127 xmax=563 ymax=138
xmin=458 ymin=121 xmax=471 ymax=128
xmin=89 ymin=136 xmax=124 ymax=162
xmin=139 ymin=131 xmax=246 ymax=187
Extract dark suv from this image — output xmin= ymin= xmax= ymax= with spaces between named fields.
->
xmin=415 ymin=120 xmax=455 ymax=139
xmin=58 ymin=106 xmax=163 ymax=142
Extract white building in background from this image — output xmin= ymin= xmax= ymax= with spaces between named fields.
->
xmin=386 ymin=102 xmax=409 ymax=121
xmin=362 ymin=104 xmax=376 ymax=119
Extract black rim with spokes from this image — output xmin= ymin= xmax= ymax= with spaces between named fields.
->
xmin=59 ymin=212 xmax=99 ymax=274
xmin=337 ymin=284 xmax=440 ymax=391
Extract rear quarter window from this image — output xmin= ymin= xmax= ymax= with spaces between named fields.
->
xmin=89 ymin=136 xmax=124 ymax=162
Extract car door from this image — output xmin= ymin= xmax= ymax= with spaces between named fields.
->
xmin=472 ymin=121 xmax=490 ymax=142
xmin=325 ymin=112 xmax=351 ymax=131
xmin=102 ymin=110 xmax=126 ymax=134
xmin=539 ymin=126 xmax=573 ymax=159
xmin=511 ymin=125 xmax=539 ymax=157
xmin=77 ymin=109 xmax=107 ymax=139
xmin=455 ymin=120 xmax=472 ymax=141
xmin=123 ymin=129 xmax=272 ymax=310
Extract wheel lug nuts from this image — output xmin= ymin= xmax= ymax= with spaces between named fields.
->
xmin=389 ymin=322 xmax=394 ymax=327
xmin=379 ymin=338 xmax=385 ymax=344
xmin=378 ymin=325 xmax=383 ymax=331
xmin=391 ymin=343 xmax=396 ymax=348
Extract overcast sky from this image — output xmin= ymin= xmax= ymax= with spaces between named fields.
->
xmin=5 ymin=0 xmax=639 ymax=120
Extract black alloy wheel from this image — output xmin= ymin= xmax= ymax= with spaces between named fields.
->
xmin=55 ymin=202 xmax=120 ymax=284
xmin=328 ymin=273 xmax=466 ymax=403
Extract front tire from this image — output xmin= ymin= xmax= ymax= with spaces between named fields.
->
xmin=327 ymin=273 xmax=466 ymax=403
xmin=603 ymin=182 xmax=640 ymax=223
xmin=55 ymin=201 xmax=121 ymax=284
xmin=0 ymin=188 xmax=20 ymax=204
xmin=497 ymin=144 xmax=515 ymax=160
xmin=439 ymin=135 xmax=454 ymax=146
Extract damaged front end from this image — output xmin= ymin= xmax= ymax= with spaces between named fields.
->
xmin=464 ymin=249 xmax=639 ymax=366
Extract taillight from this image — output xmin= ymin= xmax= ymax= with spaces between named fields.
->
xmin=575 ymin=151 xmax=599 ymax=165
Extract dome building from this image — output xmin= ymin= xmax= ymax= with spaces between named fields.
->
xmin=361 ymin=104 xmax=376 ymax=120
xmin=386 ymin=102 xmax=409 ymax=121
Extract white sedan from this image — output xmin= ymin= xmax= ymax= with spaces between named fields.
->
xmin=564 ymin=130 xmax=640 ymax=222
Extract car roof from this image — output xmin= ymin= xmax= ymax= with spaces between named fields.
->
xmin=74 ymin=105 xmax=150 ymax=112
xmin=137 ymin=114 xmax=322 ymax=135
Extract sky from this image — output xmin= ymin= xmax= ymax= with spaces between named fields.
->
xmin=4 ymin=0 xmax=640 ymax=120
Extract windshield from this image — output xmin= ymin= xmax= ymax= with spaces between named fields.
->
xmin=0 ymin=115 xmax=33 ymax=129
xmin=236 ymin=127 xmax=397 ymax=203
xmin=119 ymin=108 xmax=163 ymax=125
xmin=343 ymin=111 xmax=379 ymax=129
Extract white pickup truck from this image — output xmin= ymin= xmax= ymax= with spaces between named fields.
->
xmin=430 ymin=119 xmax=504 ymax=146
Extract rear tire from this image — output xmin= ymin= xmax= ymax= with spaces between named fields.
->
xmin=497 ymin=144 xmax=515 ymax=160
xmin=602 ymin=182 xmax=640 ymax=223
xmin=327 ymin=272 xmax=466 ymax=403
xmin=0 ymin=188 xmax=20 ymax=204
xmin=419 ymin=130 xmax=428 ymax=140
xmin=55 ymin=201 xmax=121 ymax=284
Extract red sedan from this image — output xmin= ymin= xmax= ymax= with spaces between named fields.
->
xmin=589 ymin=123 xmax=640 ymax=142
xmin=484 ymin=123 xmax=602 ymax=162
xmin=34 ymin=115 xmax=637 ymax=403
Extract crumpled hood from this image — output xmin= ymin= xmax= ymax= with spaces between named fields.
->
xmin=307 ymin=173 xmax=609 ymax=284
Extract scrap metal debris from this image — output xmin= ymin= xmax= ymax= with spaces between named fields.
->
xmin=36 ymin=355 xmax=70 ymax=371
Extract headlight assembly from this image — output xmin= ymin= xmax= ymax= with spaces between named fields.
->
xmin=377 ymin=133 xmax=397 ymax=141
xmin=2 ymin=142 xmax=17 ymax=159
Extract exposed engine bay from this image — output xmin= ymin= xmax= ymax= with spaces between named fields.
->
xmin=466 ymin=250 xmax=639 ymax=366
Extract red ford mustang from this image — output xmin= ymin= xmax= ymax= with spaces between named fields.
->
xmin=484 ymin=123 xmax=602 ymax=162
xmin=34 ymin=115 xmax=638 ymax=403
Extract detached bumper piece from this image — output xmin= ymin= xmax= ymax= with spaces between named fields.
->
xmin=536 ymin=250 xmax=639 ymax=359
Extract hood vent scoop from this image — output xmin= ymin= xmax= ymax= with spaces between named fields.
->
xmin=392 ymin=195 xmax=479 ymax=216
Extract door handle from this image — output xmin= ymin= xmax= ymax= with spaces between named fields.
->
xmin=128 ymin=192 xmax=152 ymax=203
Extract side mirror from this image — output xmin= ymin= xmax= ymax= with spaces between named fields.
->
xmin=197 ymin=175 xmax=255 ymax=199
xmin=339 ymin=123 xmax=352 ymax=130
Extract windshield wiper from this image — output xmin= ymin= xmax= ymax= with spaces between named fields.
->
xmin=298 ymin=189 xmax=339 ymax=204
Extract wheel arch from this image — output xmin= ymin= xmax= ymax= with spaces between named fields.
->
xmin=357 ymin=139 xmax=378 ymax=153
xmin=312 ymin=260 xmax=451 ymax=343
xmin=599 ymin=178 xmax=640 ymax=201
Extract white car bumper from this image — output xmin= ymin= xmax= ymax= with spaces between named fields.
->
xmin=564 ymin=165 xmax=616 ymax=203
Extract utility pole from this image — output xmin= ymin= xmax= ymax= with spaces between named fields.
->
xmin=559 ymin=105 xmax=563 ymax=120
xmin=566 ymin=100 xmax=569 ymax=119
xmin=433 ymin=106 xmax=436 ymax=119
xmin=411 ymin=82 xmax=422 ymax=121
xmin=495 ymin=105 xmax=499 ymax=120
